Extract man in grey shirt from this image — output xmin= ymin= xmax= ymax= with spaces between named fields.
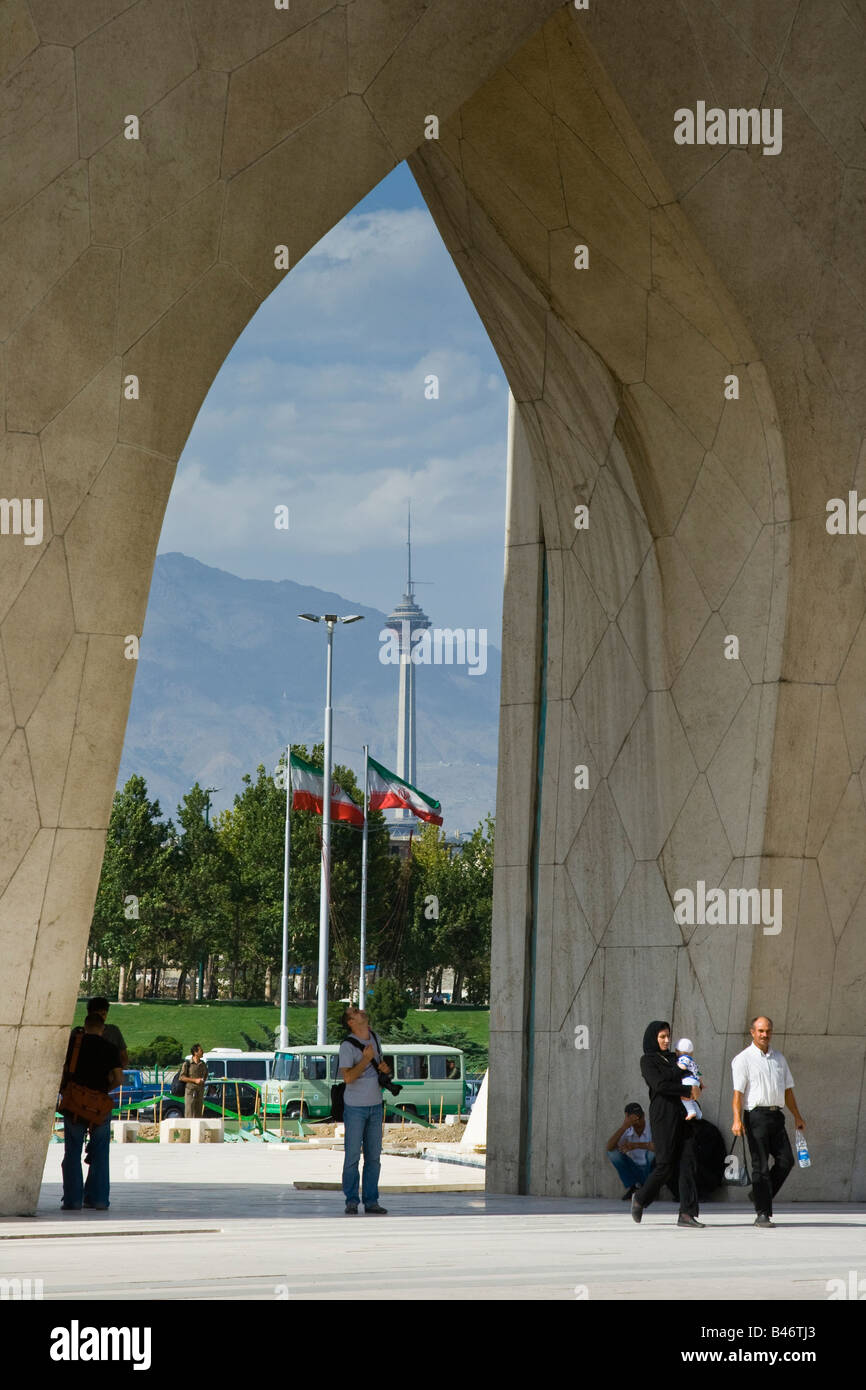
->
xmin=338 ymin=1006 xmax=391 ymax=1215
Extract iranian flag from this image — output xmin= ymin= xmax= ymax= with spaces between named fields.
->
xmin=367 ymin=756 xmax=443 ymax=825
xmin=290 ymin=753 xmax=364 ymax=828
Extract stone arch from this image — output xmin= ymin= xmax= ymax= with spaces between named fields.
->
xmin=1 ymin=0 xmax=863 ymax=1211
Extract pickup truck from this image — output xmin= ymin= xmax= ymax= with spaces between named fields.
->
xmin=110 ymin=1070 xmax=174 ymax=1116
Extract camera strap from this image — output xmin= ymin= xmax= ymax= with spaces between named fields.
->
xmin=344 ymin=1031 xmax=381 ymax=1068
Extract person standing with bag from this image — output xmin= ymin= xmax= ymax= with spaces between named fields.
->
xmin=59 ymin=1013 xmax=122 ymax=1211
xmin=731 ymin=1015 xmax=805 ymax=1227
xmin=338 ymin=1006 xmax=392 ymax=1216
xmin=180 ymin=1045 xmax=208 ymax=1118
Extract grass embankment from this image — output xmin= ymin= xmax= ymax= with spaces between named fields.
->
xmin=72 ymin=1001 xmax=490 ymax=1055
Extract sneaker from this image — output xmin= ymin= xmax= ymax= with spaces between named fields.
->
xmin=630 ymin=1195 xmax=643 ymax=1224
xmin=364 ymin=1203 xmax=388 ymax=1215
xmin=344 ymin=1203 xmax=358 ymax=1215
xmin=677 ymin=1215 xmax=706 ymax=1228
xmin=754 ymin=1213 xmax=774 ymax=1227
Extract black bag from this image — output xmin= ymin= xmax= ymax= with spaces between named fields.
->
xmin=691 ymin=1118 xmax=729 ymax=1197
xmin=330 ymin=1033 xmax=381 ymax=1121
xmin=170 ymin=1065 xmax=188 ymax=1099
xmin=724 ymin=1132 xmax=751 ymax=1187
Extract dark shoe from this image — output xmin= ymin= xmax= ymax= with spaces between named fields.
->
xmin=630 ymin=1195 xmax=643 ymax=1223
xmin=84 ymin=1203 xmax=109 ymax=1210
xmin=60 ymin=1204 xmax=81 ymax=1211
xmin=364 ymin=1203 xmax=388 ymax=1214
xmin=677 ymin=1215 xmax=705 ymax=1228
xmin=747 ymin=1187 xmax=754 ymax=1203
xmin=621 ymin=1185 xmax=638 ymax=1200
xmin=754 ymin=1213 xmax=774 ymax=1227
xmin=344 ymin=1203 xmax=358 ymax=1215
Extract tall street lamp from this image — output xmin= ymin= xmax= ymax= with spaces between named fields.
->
xmin=299 ymin=613 xmax=364 ymax=1045
xmin=200 ymin=787 xmax=219 ymax=1003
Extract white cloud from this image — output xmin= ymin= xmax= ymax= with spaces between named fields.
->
xmin=160 ymin=193 xmax=508 ymax=631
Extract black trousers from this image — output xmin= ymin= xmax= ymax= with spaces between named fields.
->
xmin=636 ymin=1110 xmax=698 ymax=1217
xmin=744 ymin=1109 xmax=794 ymax=1216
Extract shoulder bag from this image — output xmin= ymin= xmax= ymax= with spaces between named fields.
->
xmin=58 ymin=1033 xmax=114 ymax=1127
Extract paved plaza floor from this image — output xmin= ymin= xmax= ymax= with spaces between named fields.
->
xmin=1 ymin=1145 xmax=863 ymax=1300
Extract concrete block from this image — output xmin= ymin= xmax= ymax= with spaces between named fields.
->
xmin=160 ymin=1120 xmax=191 ymax=1144
xmin=159 ymin=1118 xmax=224 ymax=1144
xmin=111 ymin=1121 xmax=140 ymax=1143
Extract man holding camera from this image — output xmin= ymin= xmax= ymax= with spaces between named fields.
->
xmin=339 ymin=1006 xmax=392 ymax=1215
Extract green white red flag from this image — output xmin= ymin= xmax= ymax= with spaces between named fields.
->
xmin=290 ymin=752 xmax=364 ymax=829
xmin=367 ymin=756 xmax=443 ymax=825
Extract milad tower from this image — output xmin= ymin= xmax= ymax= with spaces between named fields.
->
xmin=384 ymin=511 xmax=430 ymax=823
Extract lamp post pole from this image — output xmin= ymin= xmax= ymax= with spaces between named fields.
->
xmin=359 ymin=743 xmax=369 ymax=1010
xmin=201 ymin=786 xmax=219 ymax=1004
xmin=298 ymin=612 xmax=364 ymax=1047
xmin=278 ymin=744 xmax=291 ymax=1051
xmin=316 ymin=620 xmax=335 ymax=1047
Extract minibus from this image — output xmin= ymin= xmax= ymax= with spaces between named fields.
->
xmin=262 ymin=1044 xmax=465 ymax=1120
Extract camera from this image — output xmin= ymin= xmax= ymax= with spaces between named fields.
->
xmin=377 ymin=1072 xmax=402 ymax=1098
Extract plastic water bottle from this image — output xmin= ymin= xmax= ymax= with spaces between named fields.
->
xmin=795 ymin=1129 xmax=810 ymax=1168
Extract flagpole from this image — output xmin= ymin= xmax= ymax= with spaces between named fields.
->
xmin=359 ymin=744 xmax=369 ymax=1010
xmin=317 ymin=621 xmax=335 ymax=1046
xmin=278 ymin=744 xmax=291 ymax=1051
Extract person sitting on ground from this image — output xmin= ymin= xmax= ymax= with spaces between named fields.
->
xmin=606 ymin=1102 xmax=655 ymax=1198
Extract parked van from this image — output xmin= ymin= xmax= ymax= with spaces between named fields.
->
xmin=263 ymin=1044 xmax=465 ymax=1120
xmin=192 ymin=1048 xmax=275 ymax=1084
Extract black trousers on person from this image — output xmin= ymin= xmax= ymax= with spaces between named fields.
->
xmin=744 ymin=1108 xmax=794 ymax=1216
xmin=635 ymin=1103 xmax=698 ymax=1217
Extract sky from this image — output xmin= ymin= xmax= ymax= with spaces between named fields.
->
xmin=156 ymin=162 xmax=510 ymax=643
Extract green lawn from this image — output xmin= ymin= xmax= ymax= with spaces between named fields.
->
xmin=72 ymin=1001 xmax=490 ymax=1055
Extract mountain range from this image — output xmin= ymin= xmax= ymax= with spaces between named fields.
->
xmin=117 ymin=553 xmax=501 ymax=832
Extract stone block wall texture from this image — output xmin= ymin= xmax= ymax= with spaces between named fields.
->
xmin=0 ymin=0 xmax=862 ymax=1210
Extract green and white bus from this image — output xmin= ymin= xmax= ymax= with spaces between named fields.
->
xmin=262 ymin=1044 xmax=466 ymax=1121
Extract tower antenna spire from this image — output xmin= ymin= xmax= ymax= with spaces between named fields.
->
xmin=406 ymin=501 xmax=413 ymax=600
xmin=386 ymin=505 xmax=430 ymax=809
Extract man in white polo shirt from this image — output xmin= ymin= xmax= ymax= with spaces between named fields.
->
xmin=731 ymin=1016 xmax=805 ymax=1227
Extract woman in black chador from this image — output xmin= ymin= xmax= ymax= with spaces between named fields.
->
xmin=631 ymin=1019 xmax=704 ymax=1228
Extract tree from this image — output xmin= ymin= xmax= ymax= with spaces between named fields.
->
xmin=217 ymin=765 xmax=287 ymax=998
xmin=367 ymin=977 xmax=410 ymax=1033
xmin=89 ymin=776 xmax=173 ymax=999
xmin=170 ymin=784 xmax=232 ymax=999
xmin=407 ymin=816 xmax=494 ymax=1003
xmin=216 ymin=747 xmax=400 ymax=1001
xmin=442 ymin=816 xmax=494 ymax=1004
